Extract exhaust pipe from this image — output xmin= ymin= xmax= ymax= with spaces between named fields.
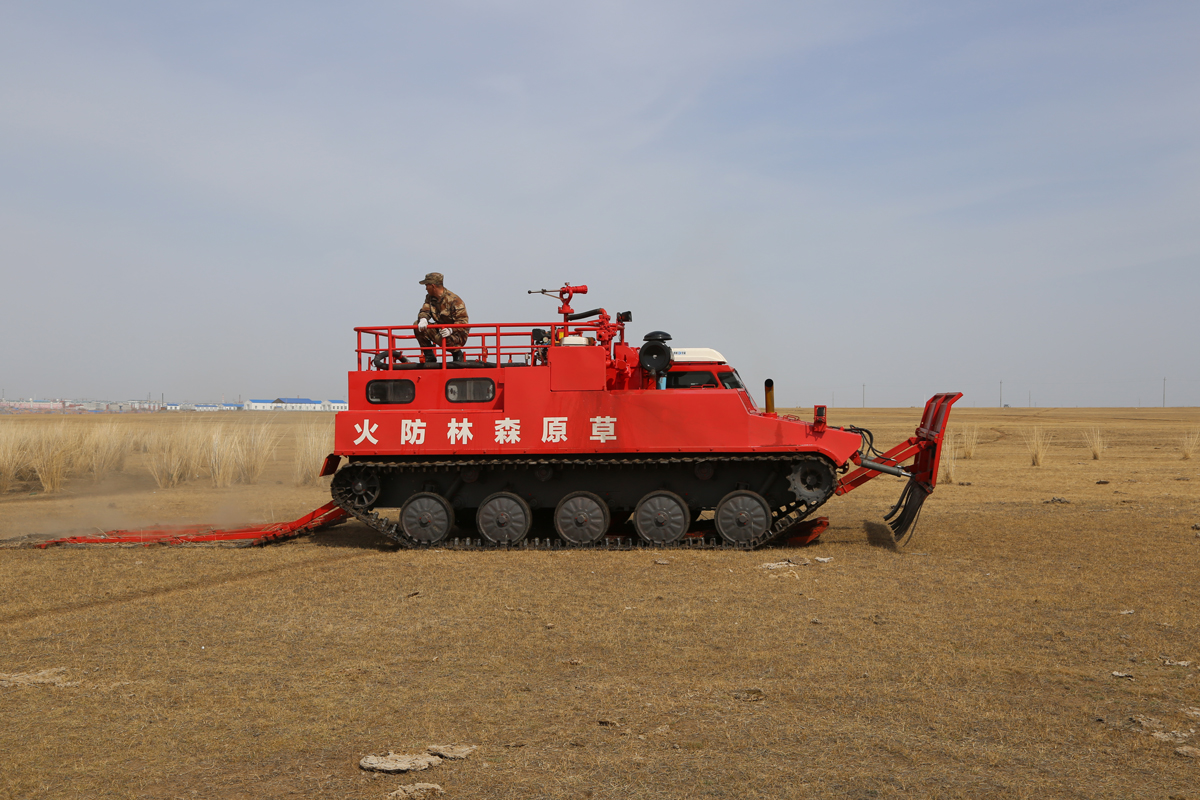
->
xmin=764 ymin=379 xmax=775 ymax=414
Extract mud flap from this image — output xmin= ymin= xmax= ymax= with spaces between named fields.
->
xmin=884 ymin=479 xmax=929 ymax=542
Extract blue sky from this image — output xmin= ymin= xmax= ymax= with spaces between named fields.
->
xmin=1 ymin=1 xmax=1197 ymax=407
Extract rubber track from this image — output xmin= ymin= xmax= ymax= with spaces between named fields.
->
xmin=330 ymin=454 xmax=835 ymax=551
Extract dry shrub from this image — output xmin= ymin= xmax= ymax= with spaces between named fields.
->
xmin=144 ymin=420 xmax=225 ymax=488
xmin=5 ymin=418 xmax=132 ymax=492
xmin=941 ymin=433 xmax=958 ymax=484
xmin=1083 ymin=428 xmax=1105 ymax=461
xmin=208 ymin=424 xmax=243 ymax=488
xmin=143 ymin=418 xmax=279 ymax=488
xmin=958 ymin=425 xmax=979 ymax=460
xmin=180 ymin=422 xmax=213 ymax=481
xmin=1021 ymin=426 xmax=1053 ymax=467
xmin=239 ymin=420 xmax=281 ymax=485
xmin=146 ymin=431 xmax=190 ymax=489
xmin=82 ymin=421 xmax=129 ymax=481
xmin=141 ymin=428 xmax=170 ymax=458
xmin=27 ymin=422 xmax=82 ymax=493
xmin=293 ymin=420 xmax=334 ymax=486
xmin=0 ymin=424 xmax=32 ymax=493
xmin=1182 ymin=430 xmax=1200 ymax=461
xmin=143 ymin=421 xmax=204 ymax=488
xmin=127 ymin=428 xmax=155 ymax=454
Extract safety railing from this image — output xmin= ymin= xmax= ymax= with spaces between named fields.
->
xmin=355 ymin=320 xmax=623 ymax=371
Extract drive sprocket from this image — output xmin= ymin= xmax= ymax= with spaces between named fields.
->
xmin=787 ymin=455 xmax=837 ymax=507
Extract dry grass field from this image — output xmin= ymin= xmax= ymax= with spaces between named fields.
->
xmin=2 ymin=407 xmax=1199 ymax=799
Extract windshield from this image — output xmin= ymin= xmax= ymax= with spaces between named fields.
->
xmin=718 ymin=370 xmax=743 ymax=390
xmin=665 ymin=371 xmax=719 ymax=389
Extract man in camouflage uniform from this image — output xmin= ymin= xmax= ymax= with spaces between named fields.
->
xmin=414 ymin=272 xmax=470 ymax=362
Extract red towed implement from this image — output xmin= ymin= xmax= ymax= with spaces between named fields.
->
xmin=37 ymin=502 xmax=348 ymax=549
xmin=40 ymin=283 xmax=960 ymax=550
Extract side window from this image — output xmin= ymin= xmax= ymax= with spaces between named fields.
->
xmin=718 ymin=371 xmax=744 ymax=389
xmin=446 ymin=378 xmax=495 ymax=403
xmin=366 ymin=379 xmax=416 ymax=404
xmin=666 ymin=371 xmax=719 ymax=389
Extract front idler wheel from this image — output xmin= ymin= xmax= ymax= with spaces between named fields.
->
xmin=634 ymin=490 xmax=691 ymax=545
xmin=554 ymin=491 xmax=610 ymax=545
xmin=400 ymin=492 xmax=455 ymax=544
xmin=715 ymin=490 xmax=771 ymax=545
xmin=476 ymin=491 xmax=532 ymax=545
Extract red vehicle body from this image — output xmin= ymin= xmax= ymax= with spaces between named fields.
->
xmin=334 ymin=339 xmax=863 ymax=462
xmin=321 ymin=284 xmax=962 ymax=550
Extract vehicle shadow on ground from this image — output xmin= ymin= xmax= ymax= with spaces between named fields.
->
xmin=308 ymin=522 xmax=398 ymax=550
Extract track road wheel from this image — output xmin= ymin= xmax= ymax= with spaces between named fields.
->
xmin=347 ymin=470 xmax=381 ymax=509
xmin=554 ymin=491 xmax=610 ymax=545
xmin=477 ymin=492 xmax=532 ymax=545
xmin=400 ymin=492 xmax=455 ymax=544
xmin=634 ymin=490 xmax=691 ymax=545
xmin=715 ymin=490 xmax=771 ymax=545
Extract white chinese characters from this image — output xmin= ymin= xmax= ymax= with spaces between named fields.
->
xmin=494 ymin=418 xmax=521 ymax=444
xmin=447 ymin=418 xmax=474 ymax=445
xmin=589 ymin=416 xmax=617 ymax=443
xmin=541 ymin=417 xmax=568 ymax=443
xmin=369 ymin=415 xmax=616 ymax=448
xmin=400 ymin=419 xmax=427 ymax=445
xmin=353 ymin=419 xmax=379 ymax=445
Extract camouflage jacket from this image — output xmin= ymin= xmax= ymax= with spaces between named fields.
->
xmin=417 ymin=288 xmax=469 ymax=329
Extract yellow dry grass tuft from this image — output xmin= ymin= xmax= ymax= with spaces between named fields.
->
xmin=239 ymin=420 xmax=281 ymax=485
xmin=1182 ymin=430 xmax=1199 ymax=460
xmin=25 ymin=421 xmax=81 ymax=493
xmin=0 ymin=423 xmax=32 ymax=493
xmin=958 ymin=425 xmax=979 ymax=459
xmin=292 ymin=419 xmax=334 ymax=486
xmin=144 ymin=420 xmax=245 ymax=488
xmin=1083 ymin=427 xmax=1106 ymax=460
xmin=127 ymin=428 xmax=155 ymax=454
xmin=180 ymin=421 xmax=213 ymax=482
xmin=81 ymin=421 xmax=129 ymax=482
xmin=941 ymin=433 xmax=958 ymax=484
xmin=1021 ymin=426 xmax=1053 ymax=467
xmin=207 ymin=424 xmax=243 ymax=489
xmin=145 ymin=429 xmax=190 ymax=489
xmin=2 ymin=412 xmax=332 ymax=498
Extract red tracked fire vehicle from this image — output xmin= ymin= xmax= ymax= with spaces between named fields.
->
xmin=321 ymin=283 xmax=962 ymax=549
xmin=36 ymin=283 xmax=959 ymax=551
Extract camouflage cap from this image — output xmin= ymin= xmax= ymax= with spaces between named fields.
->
xmin=418 ymin=272 xmax=444 ymax=286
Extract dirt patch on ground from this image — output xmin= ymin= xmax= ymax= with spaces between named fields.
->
xmin=1 ymin=408 xmax=1198 ymax=798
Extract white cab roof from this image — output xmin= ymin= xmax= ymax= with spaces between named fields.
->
xmin=671 ymin=348 xmax=726 ymax=364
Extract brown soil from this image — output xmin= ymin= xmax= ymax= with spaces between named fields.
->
xmin=2 ymin=407 xmax=1199 ymax=799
